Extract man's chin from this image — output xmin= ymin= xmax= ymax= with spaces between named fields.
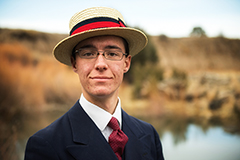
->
xmin=91 ymin=90 xmax=116 ymax=99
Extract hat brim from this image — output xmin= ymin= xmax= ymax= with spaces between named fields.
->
xmin=53 ymin=27 xmax=148 ymax=66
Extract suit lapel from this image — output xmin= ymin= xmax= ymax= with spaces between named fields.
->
xmin=122 ymin=110 xmax=152 ymax=160
xmin=64 ymin=102 xmax=151 ymax=160
xmin=66 ymin=102 xmax=118 ymax=160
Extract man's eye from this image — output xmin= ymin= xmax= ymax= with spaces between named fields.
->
xmin=80 ymin=51 xmax=96 ymax=57
xmin=83 ymin=52 xmax=94 ymax=56
xmin=107 ymin=52 xmax=118 ymax=57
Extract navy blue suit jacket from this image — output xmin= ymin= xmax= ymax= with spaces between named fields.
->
xmin=25 ymin=101 xmax=164 ymax=160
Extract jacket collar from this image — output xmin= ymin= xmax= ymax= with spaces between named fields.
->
xmin=66 ymin=101 xmax=148 ymax=160
xmin=66 ymin=102 xmax=117 ymax=160
xmin=122 ymin=110 xmax=151 ymax=160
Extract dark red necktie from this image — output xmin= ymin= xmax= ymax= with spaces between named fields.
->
xmin=108 ymin=117 xmax=128 ymax=160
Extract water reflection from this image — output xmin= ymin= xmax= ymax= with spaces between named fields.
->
xmin=0 ymin=108 xmax=67 ymax=160
xmin=162 ymin=125 xmax=240 ymax=160
xmin=1 ymin=109 xmax=240 ymax=160
xmin=0 ymin=111 xmax=23 ymax=160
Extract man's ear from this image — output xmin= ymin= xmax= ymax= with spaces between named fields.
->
xmin=124 ymin=55 xmax=131 ymax=73
xmin=71 ymin=57 xmax=77 ymax=72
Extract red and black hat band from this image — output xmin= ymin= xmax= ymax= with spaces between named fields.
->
xmin=70 ymin=17 xmax=127 ymax=36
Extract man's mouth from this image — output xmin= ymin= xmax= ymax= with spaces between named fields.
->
xmin=90 ymin=76 xmax=113 ymax=82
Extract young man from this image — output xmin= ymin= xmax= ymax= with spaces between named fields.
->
xmin=25 ymin=7 xmax=164 ymax=160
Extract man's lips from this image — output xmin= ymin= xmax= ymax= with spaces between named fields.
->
xmin=90 ymin=76 xmax=113 ymax=81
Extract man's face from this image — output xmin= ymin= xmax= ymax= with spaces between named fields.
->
xmin=72 ymin=36 xmax=131 ymax=100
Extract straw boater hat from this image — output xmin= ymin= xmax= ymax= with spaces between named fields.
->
xmin=53 ymin=7 xmax=148 ymax=66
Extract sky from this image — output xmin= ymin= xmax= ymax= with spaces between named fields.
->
xmin=0 ymin=0 xmax=240 ymax=38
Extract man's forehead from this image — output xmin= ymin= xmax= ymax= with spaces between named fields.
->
xmin=75 ymin=35 xmax=125 ymax=49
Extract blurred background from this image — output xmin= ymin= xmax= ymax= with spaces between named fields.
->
xmin=0 ymin=0 xmax=240 ymax=160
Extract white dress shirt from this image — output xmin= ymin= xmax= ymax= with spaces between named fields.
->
xmin=79 ymin=94 xmax=122 ymax=141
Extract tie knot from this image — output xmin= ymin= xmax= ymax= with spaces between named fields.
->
xmin=108 ymin=117 xmax=120 ymax=130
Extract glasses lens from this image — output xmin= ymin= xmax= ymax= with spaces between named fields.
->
xmin=105 ymin=49 xmax=123 ymax=60
xmin=76 ymin=49 xmax=124 ymax=60
xmin=78 ymin=49 xmax=97 ymax=59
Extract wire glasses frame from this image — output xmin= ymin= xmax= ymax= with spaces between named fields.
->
xmin=75 ymin=48 xmax=128 ymax=61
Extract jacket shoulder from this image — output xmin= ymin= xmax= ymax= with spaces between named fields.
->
xmin=32 ymin=101 xmax=81 ymax=139
xmin=122 ymin=110 xmax=155 ymax=133
xmin=122 ymin=110 xmax=165 ymax=160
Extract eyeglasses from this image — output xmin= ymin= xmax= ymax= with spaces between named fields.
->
xmin=75 ymin=48 xmax=128 ymax=61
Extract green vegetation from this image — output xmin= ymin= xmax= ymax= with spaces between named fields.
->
xmin=189 ymin=26 xmax=207 ymax=37
xmin=125 ymin=30 xmax=163 ymax=98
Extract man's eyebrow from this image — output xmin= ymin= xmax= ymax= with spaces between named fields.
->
xmin=79 ymin=45 xmax=122 ymax=50
xmin=78 ymin=44 xmax=95 ymax=49
xmin=105 ymin=45 xmax=122 ymax=50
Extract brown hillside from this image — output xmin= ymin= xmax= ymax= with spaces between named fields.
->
xmin=0 ymin=28 xmax=240 ymax=139
xmin=152 ymin=36 xmax=240 ymax=71
xmin=0 ymin=28 xmax=81 ymax=113
xmin=1 ymin=28 xmax=239 ymax=72
xmin=0 ymin=28 xmax=67 ymax=55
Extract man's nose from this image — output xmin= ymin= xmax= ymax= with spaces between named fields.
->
xmin=94 ymin=53 xmax=108 ymax=71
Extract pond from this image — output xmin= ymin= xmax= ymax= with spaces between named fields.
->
xmin=162 ymin=124 xmax=240 ymax=160
xmin=1 ymin=109 xmax=240 ymax=160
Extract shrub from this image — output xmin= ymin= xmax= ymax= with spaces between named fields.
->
xmin=124 ymin=29 xmax=163 ymax=98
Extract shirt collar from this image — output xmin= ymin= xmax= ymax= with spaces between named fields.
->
xmin=79 ymin=94 xmax=122 ymax=131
